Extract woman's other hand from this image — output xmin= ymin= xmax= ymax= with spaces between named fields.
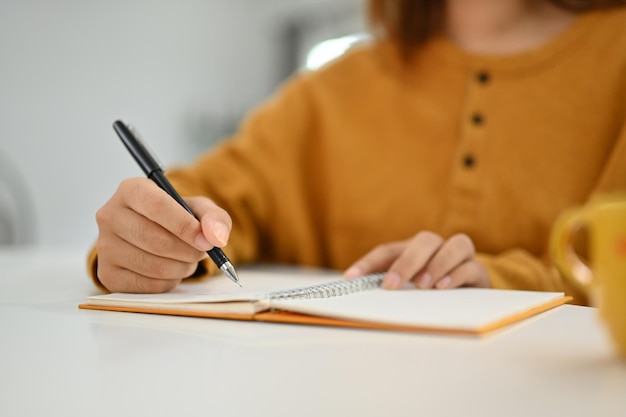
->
xmin=344 ymin=232 xmax=490 ymax=290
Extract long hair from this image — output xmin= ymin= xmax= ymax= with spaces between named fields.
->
xmin=368 ymin=0 xmax=626 ymax=58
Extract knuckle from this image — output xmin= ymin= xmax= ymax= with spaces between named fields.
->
xmin=142 ymin=194 xmax=167 ymax=220
xmin=127 ymin=220 xmax=175 ymax=257
xmin=359 ymin=245 xmax=379 ymax=261
xmin=174 ymin=218 xmax=196 ymax=239
xmin=144 ymin=231 xmax=174 ymax=256
xmin=118 ymin=178 xmax=134 ymax=191
xmin=371 ymin=241 xmax=404 ymax=257
xmin=451 ymin=233 xmax=475 ymax=253
xmin=414 ymin=231 xmax=443 ymax=246
xmin=96 ymin=263 xmax=126 ymax=293
xmin=95 ymin=239 xmax=113 ymax=263
xmin=119 ymin=177 xmax=144 ymax=194
xmin=95 ymin=262 xmax=112 ymax=287
xmin=95 ymin=205 xmax=112 ymax=228
xmin=135 ymin=253 xmax=189 ymax=283
xmin=130 ymin=250 xmax=166 ymax=278
xmin=370 ymin=243 xmax=391 ymax=256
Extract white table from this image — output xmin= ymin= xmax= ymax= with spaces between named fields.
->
xmin=0 ymin=247 xmax=624 ymax=417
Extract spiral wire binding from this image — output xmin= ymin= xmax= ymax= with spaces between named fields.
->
xmin=269 ymin=272 xmax=385 ymax=300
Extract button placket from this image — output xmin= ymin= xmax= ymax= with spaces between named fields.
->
xmin=461 ymin=69 xmax=491 ymax=170
xmin=441 ymin=68 xmax=491 ymax=237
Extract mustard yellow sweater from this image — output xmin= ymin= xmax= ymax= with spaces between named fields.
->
xmin=89 ymin=8 xmax=626 ymax=304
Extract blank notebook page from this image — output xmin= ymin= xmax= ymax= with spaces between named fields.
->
xmin=269 ymin=288 xmax=564 ymax=331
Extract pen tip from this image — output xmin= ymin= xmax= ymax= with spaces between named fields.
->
xmin=221 ymin=263 xmax=241 ymax=287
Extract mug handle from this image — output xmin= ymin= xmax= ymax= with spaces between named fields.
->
xmin=549 ymin=207 xmax=594 ymax=294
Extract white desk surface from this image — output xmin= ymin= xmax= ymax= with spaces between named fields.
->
xmin=0 ymin=247 xmax=624 ymax=417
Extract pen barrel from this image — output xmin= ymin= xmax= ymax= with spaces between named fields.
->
xmin=149 ymin=171 xmax=195 ymax=217
xmin=208 ymin=248 xmax=228 ymax=266
xmin=150 ymin=171 xmax=227 ymax=267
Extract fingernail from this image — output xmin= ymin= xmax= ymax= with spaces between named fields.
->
xmin=194 ymin=233 xmax=211 ymax=250
xmin=417 ymin=272 xmax=432 ymax=288
xmin=344 ymin=266 xmax=362 ymax=279
xmin=213 ymin=221 xmax=229 ymax=246
xmin=436 ymin=275 xmax=453 ymax=289
xmin=383 ymin=271 xmax=402 ymax=290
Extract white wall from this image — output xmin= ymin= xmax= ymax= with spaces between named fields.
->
xmin=0 ymin=0 xmax=363 ymax=249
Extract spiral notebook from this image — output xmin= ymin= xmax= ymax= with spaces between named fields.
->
xmin=79 ymin=269 xmax=570 ymax=336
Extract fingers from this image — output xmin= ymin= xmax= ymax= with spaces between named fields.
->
xmin=344 ymin=241 xmax=409 ymax=279
xmin=96 ymin=244 xmax=187 ymax=294
xmin=419 ymin=260 xmax=487 ymax=290
xmin=386 ymin=232 xmax=444 ymax=289
xmin=418 ymin=233 xmax=475 ymax=289
xmin=98 ymin=265 xmax=183 ymax=294
xmin=344 ymin=232 xmax=490 ymax=291
xmin=96 ymin=220 xmax=200 ymax=293
xmin=98 ymin=235 xmax=200 ymax=280
xmin=100 ymin=204 xmax=207 ymax=264
xmin=388 ymin=233 xmax=477 ymax=289
xmin=118 ymin=178 xmax=214 ymax=252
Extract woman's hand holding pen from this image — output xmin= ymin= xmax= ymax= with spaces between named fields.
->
xmin=344 ymin=231 xmax=490 ymax=290
xmin=95 ymin=178 xmax=233 ymax=293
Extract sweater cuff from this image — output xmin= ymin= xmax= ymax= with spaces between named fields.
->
xmin=86 ymin=245 xmax=107 ymax=292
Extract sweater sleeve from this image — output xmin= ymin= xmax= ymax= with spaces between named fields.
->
xmin=166 ymin=73 xmax=320 ymax=268
xmin=476 ymin=250 xmax=587 ymax=305
xmin=480 ymin=116 xmax=626 ymax=306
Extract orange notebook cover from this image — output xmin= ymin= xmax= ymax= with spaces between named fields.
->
xmin=79 ymin=269 xmax=570 ymax=336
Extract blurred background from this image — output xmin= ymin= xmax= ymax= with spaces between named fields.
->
xmin=0 ymin=0 xmax=365 ymax=250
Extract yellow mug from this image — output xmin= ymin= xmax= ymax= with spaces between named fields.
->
xmin=550 ymin=193 xmax=626 ymax=357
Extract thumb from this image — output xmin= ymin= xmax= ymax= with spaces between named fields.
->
xmin=185 ymin=196 xmax=232 ymax=249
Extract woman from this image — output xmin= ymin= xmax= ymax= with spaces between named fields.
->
xmin=89 ymin=0 xmax=626 ymax=305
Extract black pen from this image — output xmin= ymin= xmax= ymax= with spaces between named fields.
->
xmin=112 ymin=120 xmax=241 ymax=287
